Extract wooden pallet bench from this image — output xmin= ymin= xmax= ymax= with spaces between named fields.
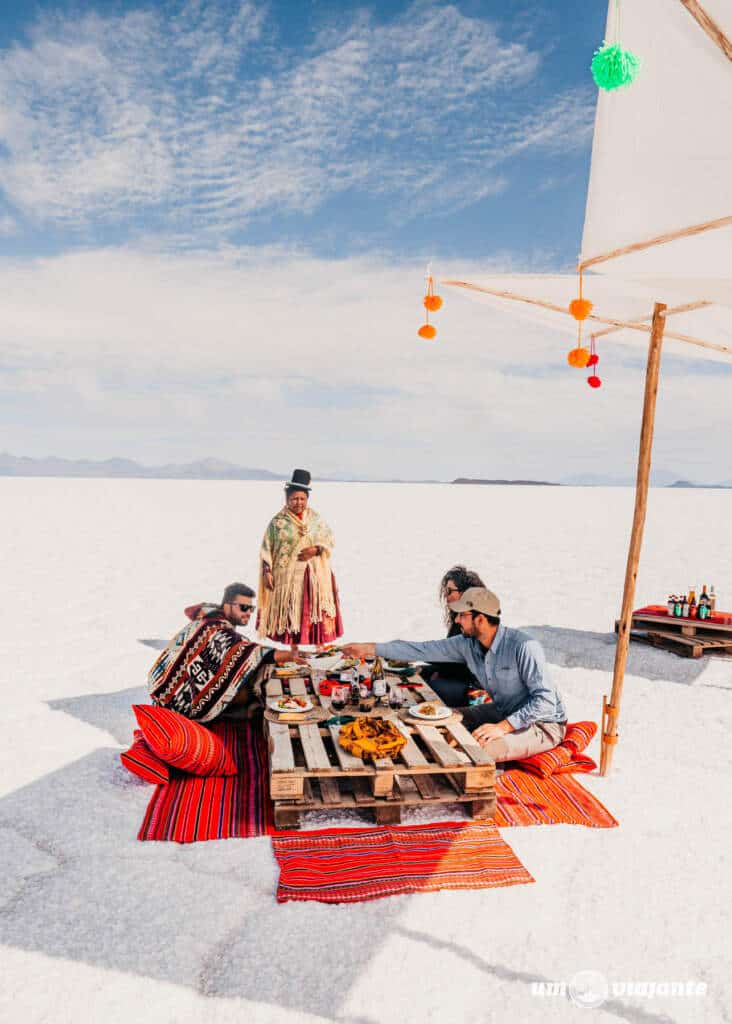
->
xmin=618 ymin=614 xmax=732 ymax=659
xmin=264 ymin=674 xmax=495 ymax=829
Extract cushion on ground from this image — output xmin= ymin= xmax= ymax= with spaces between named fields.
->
xmin=120 ymin=729 xmax=171 ymax=785
xmin=132 ymin=705 xmax=237 ymax=776
xmin=515 ymin=720 xmax=597 ymax=778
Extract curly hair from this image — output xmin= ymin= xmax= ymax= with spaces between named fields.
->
xmin=438 ymin=565 xmax=486 ymax=630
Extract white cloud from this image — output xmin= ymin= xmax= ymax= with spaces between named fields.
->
xmin=0 ymin=1 xmax=595 ymax=231
xmin=1 ymin=243 xmax=730 ymax=480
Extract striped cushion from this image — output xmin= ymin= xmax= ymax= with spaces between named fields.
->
xmin=133 ymin=705 xmax=237 ymax=776
xmin=120 ymin=730 xmax=170 ymax=785
xmin=516 ymin=721 xmax=598 ymax=778
xmin=563 ymin=720 xmax=597 ymax=753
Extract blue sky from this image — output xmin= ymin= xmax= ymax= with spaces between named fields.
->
xmin=3 ymin=0 xmax=726 ymax=483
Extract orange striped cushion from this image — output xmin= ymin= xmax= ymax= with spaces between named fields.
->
xmin=120 ymin=729 xmax=171 ymax=785
xmin=516 ymin=721 xmax=598 ymax=778
xmin=133 ymin=705 xmax=237 ymax=776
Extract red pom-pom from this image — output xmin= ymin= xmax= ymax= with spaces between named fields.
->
xmin=587 ymin=374 xmax=602 ymax=388
xmin=587 ymin=353 xmax=599 ymax=366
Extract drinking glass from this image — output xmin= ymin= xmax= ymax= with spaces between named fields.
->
xmin=330 ymin=685 xmax=347 ymax=712
xmin=388 ymin=685 xmax=403 ymax=711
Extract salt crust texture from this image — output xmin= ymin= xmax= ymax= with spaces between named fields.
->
xmin=1 ymin=479 xmax=730 ymax=1024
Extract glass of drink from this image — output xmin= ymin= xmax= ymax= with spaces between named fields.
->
xmin=388 ymin=685 xmax=403 ymax=711
xmin=330 ymin=686 xmax=347 ymax=712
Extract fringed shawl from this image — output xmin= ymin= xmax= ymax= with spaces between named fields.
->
xmin=257 ymin=506 xmax=336 ymax=639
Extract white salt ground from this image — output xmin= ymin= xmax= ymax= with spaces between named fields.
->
xmin=1 ymin=479 xmax=730 ymax=1024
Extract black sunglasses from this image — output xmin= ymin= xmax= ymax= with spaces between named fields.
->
xmin=233 ymin=602 xmax=255 ymax=612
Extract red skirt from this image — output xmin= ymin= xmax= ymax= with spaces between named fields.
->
xmin=267 ymin=568 xmax=344 ymax=645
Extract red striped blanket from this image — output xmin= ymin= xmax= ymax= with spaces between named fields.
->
xmin=272 ymin=822 xmax=533 ymax=903
xmin=137 ymin=721 xmax=618 ymax=843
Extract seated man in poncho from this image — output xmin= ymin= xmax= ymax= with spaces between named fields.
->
xmin=148 ymin=582 xmax=299 ymax=722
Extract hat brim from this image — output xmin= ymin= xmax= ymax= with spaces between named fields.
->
xmin=284 ymin=480 xmax=311 ymax=491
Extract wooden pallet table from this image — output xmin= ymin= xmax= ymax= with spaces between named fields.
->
xmin=263 ymin=672 xmax=495 ymax=829
xmin=618 ymin=613 xmax=732 ymax=659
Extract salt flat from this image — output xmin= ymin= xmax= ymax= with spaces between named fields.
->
xmin=1 ymin=479 xmax=730 ymax=1024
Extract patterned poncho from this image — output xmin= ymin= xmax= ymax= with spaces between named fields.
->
xmin=257 ymin=506 xmax=337 ymax=640
xmin=148 ymin=604 xmax=269 ymax=722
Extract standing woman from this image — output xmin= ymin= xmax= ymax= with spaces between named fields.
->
xmin=257 ymin=469 xmax=343 ymax=645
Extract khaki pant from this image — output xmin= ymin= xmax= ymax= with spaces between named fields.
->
xmin=479 ymin=721 xmax=566 ymax=763
xmin=459 ymin=703 xmax=566 ymax=762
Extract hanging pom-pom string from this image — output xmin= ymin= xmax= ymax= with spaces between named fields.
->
xmin=591 ymin=0 xmax=640 ymax=91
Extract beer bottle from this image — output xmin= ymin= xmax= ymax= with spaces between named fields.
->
xmin=710 ymin=585 xmax=716 ymax=613
xmin=698 ymin=585 xmax=711 ymax=620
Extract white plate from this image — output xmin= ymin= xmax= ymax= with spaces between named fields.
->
xmin=268 ymin=697 xmax=314 ymax=713
xmin=305 ymin=653 xmax=343 ymax=672
xmin=408 ymin=702 xmax=451 ymax=721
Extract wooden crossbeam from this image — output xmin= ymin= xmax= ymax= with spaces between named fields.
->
xmin=679 ymin=0 xmax=732 ymax=62
xmin=577 ymin=214 xmax=732 ymax=273
xmin=441 ymin=280 xmax=732 ymax=356
xmin=590 ymin=301 xmax=712 ymax=341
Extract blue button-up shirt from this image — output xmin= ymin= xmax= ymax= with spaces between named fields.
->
xmin=376 ymin=625 xmax=566 ymax=730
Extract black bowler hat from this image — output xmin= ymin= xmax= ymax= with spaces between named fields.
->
xmin=285 ymin=468 xmax=311 ymax=491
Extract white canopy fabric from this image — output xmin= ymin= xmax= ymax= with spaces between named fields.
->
xmin=442 ymin=274 xmax=732 ymax=361
xmin=580 ymin=0 xmax=732 ymax=306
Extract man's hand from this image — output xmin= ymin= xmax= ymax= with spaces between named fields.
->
xmin=297 ymin=546 xmax=320 ymax=562
xmin=341 ymin=642 xmax=375 ymax=660
xmin=473 ymin=720 xmax=513 ymax=746
xmin=263 ymin=565 xmax=274 ymax=590
xmin=273 ymin=648 xmax=306 ymax=666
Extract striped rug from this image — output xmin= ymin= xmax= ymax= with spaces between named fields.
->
xmin=137 ymin=720 xmax=274 ymax=842
xmin=272 ymin=822 xmax=534 ymax=903
xmin=494 ymin=768 xmax=618 ymax=828
xmin=137 ymin=722 xmax=617 ymax=842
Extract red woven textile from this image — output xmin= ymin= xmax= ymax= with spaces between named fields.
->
xmin=120 ymin=729 xmax=170 ymax=785
xmin=494 ymin=769 xmax=618 ymax=828
xmin=137 ymin=720 xmax=274 ymax=842
xmin=137 ymin=722 xmax=617 ymax=843
xmin=133 ymin=704 xmax=237 ymax=777
xmin=515 ymin=721 xmax=598 ymax=778
xmin=272 ymin=822 xmax=533 ymax=903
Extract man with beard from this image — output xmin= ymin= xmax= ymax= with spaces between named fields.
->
xmin=342 ymin=587 xmax=566 ymax=760
xmin=148 ymin=582 xmax=302 ymax=722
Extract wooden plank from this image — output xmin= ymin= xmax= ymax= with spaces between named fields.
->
xmin=374 ymin=804 xmax=402 ymax=825
xmin=327 ymin=725 xmax=372 ymax=771
xmin=469 ymin=796 xmax=496 ymax=820
xmin=351 ymin=776 xmax=374 ymax=805
xmin=298 ymin=723 xmax=332 ymax=771
xmin=627 ymin=614 xmax=732 ymax=637
xmin=288 ymin=678 xmax=308 ymax=696
xmin=265 ymin=679 xmax=283 ymax=698
xmin=443 ymin=719 xmax=495 ymax=766
xmin=318 ymin=777 xmax=342 ymax=805
xmin=411 ymin=773 xmax=437 ymax=799
xmin=274 ymin=806 xmax=301 ymax=829
xmin=414 ymin=724 xmax=470 ymax=767
xmin=371 ymin=763 xmax=395 ymax=798
xmin=268 ymin=722 xmax=295 ymax=771
xmin=391 ymin=718 xmax=429 ymax=766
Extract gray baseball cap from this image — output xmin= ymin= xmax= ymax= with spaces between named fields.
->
xmin=449 ymin=587 xmax=501 ymax=617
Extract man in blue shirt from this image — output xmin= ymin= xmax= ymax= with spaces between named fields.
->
xmin=342 ymin=587 xmax=567 ymax=762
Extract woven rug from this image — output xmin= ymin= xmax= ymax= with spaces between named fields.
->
xmin=137 ymin=720 xmax=274 ymax=842
xmin=272 ymin=821 xmax=534 ymax=903
xmin=137 ymin=722 xmax=617 ymax=842
xmin=494 ymin=768 xmax=618 ymax=828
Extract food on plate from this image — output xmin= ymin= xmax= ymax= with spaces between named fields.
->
xmin=386 ymin=660 xmax=410 ymax=668
xmin=419 ymin=702 xmax=438 ymax=716
xmin=276 ymin=696 xmax=309 ymax=711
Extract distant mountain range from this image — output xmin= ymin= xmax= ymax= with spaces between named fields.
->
xmin=0 ymin=453 xmax=281 ymax=481
xmin=1 ymin=453 xmax=730 ymax=487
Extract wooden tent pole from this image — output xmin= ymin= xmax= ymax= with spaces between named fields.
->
xmin=601 ymin=302 xmax=667 ymax=775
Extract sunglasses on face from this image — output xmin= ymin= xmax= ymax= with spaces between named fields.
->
xmin=233 ymin=602 xmax=255 ymax=612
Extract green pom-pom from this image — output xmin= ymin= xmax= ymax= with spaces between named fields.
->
xmin=591 ymin=42 xmax=640 ymax=91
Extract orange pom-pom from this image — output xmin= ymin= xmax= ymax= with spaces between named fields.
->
xmin=567 ymin=346 xmax=590 ymax=368
xmin=424 ymin=295 xmax=443 ymax=312
xmin=418 ymin=324 xmax=437 ymax=340
xmin=569 ymin=298 xmax=593 ymax=321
